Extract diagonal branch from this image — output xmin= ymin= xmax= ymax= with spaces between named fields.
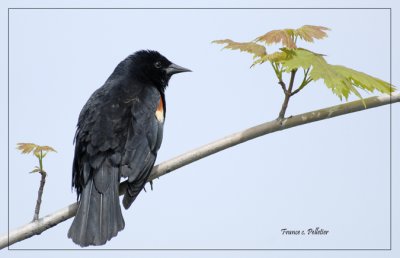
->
xmin=1 ymin=93 xmax=399 ymax=249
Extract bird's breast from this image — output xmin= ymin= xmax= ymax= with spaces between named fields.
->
xmin=155 ymin=97 xmax=164 ymax=123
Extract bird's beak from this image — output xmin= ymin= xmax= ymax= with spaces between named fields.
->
xmin=165 ymin=63 xmax=192 ymax=75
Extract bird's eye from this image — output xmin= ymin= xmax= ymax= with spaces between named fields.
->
xmin=154 ymin=61 xmax=162 ymax=69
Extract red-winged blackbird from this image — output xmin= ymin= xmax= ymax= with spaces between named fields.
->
xmin=68 ymin=50 xmax=191 ymax=247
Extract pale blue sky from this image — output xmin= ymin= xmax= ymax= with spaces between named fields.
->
xmin=1 ymin=0 xmax=399 ymax=257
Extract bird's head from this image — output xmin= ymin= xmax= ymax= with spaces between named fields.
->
xmin=128 ymin=50 xmax=191 ymax=92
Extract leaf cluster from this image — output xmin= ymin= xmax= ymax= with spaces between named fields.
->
xmin=17 ymin=143 xmax=57 ymax=173
xmin=255 ymin=25 xmax=329 ymax=49
xmin=17 ymin=143 xmax=56 ymax=157
xmin=212 ymin=25 xmax=394 ymax=101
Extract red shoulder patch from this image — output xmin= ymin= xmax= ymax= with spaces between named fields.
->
xmin=155 ymin=97 xmax=164 ymax=122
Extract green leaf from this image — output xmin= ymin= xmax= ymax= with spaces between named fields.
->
xmin=30 ymin=166 xmax=41 ymax=173
xmin=280 ymin=48 xmax=324 ymax=71
xmin=34 ymin=151 xmax=41 ymax=158
xmin=281 ymin=48 xmax=395 ymax=100
xmin=212 ymin=39 xmax=267 ymax=58
xmin=330 ymin=65 xmax=394 ymax=94
xmin=252 ymin=51 xmax=290 ymax=67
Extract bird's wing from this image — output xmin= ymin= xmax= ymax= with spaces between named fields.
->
xmin=72 ymin=83 xmax=135 ymax=197
xmin=120 ymin=86 xmax=164 ymax=209
xmin=72 ymin=83 xmax=164 ymax=208
xmin=70 ymin=84 xmax=130 ymax=245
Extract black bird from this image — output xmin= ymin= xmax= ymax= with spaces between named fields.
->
xmin=68 ymin=50 xmax=191 ymax=247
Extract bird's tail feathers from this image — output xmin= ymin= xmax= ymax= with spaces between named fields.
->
xmin=68 ymin=162 xmax=124 ymax=247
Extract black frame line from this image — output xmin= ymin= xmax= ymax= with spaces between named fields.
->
xmin=7 ymin=7 xmax=10 ymax=253
xmin=6 ymin=7 xmax=392 ymax=10
xmin=7 ymin=7 xmax=393 ymax=251
xmin=389 ymin=7 xmax=393 ymax=251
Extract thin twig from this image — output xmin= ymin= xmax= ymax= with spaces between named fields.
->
xmin=32 ymin=171 xmax=47 ymax=221
xmin=278 ymin=80 xmax=286 ymax=93
xmin=273 ymin=62 xmax=286 ymax=93
xmin=291 ymin=68 xmax=311 ymax=96
xmin=1 ymin=93 xmax=399 ymax=249
xmin=278 ymin=69 xmax=297 ymax=119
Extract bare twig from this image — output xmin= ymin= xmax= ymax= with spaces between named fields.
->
xmin=278 ymin=80 xmax=286 ymax=93
xmin=278 ymin=69 xmax=297 ymax=119
xmin=32 ymin=171 xmax=47 ymax=221
xmin=1 ymin=93 xmax=399 ymax=249
xmin=291 ymin=68 xmax=311 ymax=96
